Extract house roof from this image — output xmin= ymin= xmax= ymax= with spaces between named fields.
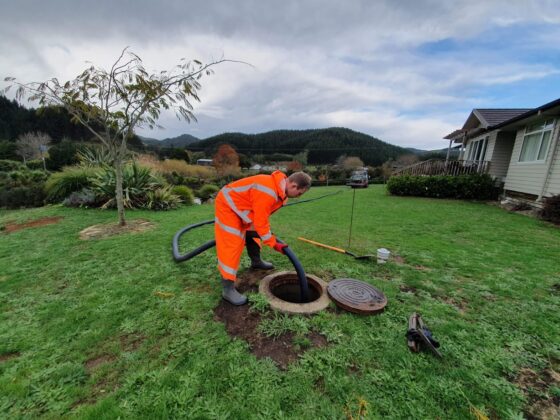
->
xmin=443 ymin=129 xmax=467 ymax=140
xmin=491 ymin=97 xmax=560 ymax=130
xmin=444 ymin=99 xmax=559 ymax=142
xmin=463 ymin=109 xmax=532 ymax=130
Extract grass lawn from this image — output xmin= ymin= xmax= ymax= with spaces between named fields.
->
xmin=1 ymin=185 xmax=559 ymax=419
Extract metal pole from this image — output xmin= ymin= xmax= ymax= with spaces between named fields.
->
xmin=348 ymin=188 xmax=356 ymax=248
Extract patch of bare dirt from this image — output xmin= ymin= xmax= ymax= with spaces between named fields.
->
xmin=213 ymin=302 xmax=327 ymax=369
xmin=413 ymin=265 xmax=431 ymax=271
xmin=235 ymin=269 xmax=267 ymax=293
xmin=0 ymin=351 xmax=21 ymax=363
xmin=79 ymin=219 xmax=155 ymax=240
xmin=399 ymin=285 xmax=418 ymax=294
xmin=119 ymin=334 xmax=146 ymax=352
xmin=439 ymin=296 xmax=468 ymax=314
xmin=2 ymin=216 xmax=63 ymax=234
xmin=72 ymin=371 xmax=120 ymax=408
xmin=514 ymin=367 xmax=560 ymax=420
xmin=84 ymin=354 xmax=116 ymax=372
xmin=516 ymin=367 xmax=560 ymax=419
xmin=393 ymin=255 xmax=406 ymax=265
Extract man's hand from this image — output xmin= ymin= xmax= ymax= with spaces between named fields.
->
xmin=273 ymin=243 xmax=288 ymax=254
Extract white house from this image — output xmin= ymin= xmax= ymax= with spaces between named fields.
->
xmin=444 ymin=97 xmax=560 ymax=207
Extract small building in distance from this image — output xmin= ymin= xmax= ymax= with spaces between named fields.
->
xmin=196 ymin=159 xmax=213 ymax=166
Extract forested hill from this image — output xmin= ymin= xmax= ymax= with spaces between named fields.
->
xmin=188 ymin=128 xmax=409 ymax=166
xmin=141 ymin=133 xmax=200 ymax=148
xmin=0 ymin=96 xmax=93 ymax=142
xmin=0 ymin=95 xmax=144 ymax=148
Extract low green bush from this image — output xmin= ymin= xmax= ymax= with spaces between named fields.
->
xmin=197 ymin=184 xmax=220 ymax=201
xmin=540 ymin=194 xmax=560 ymax=224
xmin=0 ymin=169 xmax=48 ymax=208
xmin=0 ymin=159 xmax=24 ymax=172
xmin=92 ymin=163 xmax=166 ymax=209
xmin=46 ymin=140 xmax=79 ymax=171
xmin=62 ymin=189 xmax=98 ymax=208
xmin=171 ymin=185 xmax=195 ymax=205
xmin=26 ymin=160 xmax=45 ymax=170
xmin=387 ymin=174 xmax=497 ymax=200
xmin=45 ymin=166 xmax=101 ymax=203
xmin=145 ymin=187 xmax=181 ymax=210
xmin=0 ymin=185 xmax=46 ymax=208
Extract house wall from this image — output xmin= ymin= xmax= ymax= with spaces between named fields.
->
xmin=504 ymin=119 xmax=559 ymax=197
xmin=542 ymin=121 xmax=560 ymax=197
xmin=488 ymin=131 xmax=515 ymax=181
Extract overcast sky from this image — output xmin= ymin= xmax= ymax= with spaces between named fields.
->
xmin=1 ymin=0 xmax=559 ymax=149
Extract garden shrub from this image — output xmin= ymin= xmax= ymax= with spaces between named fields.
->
xmin=171 ymin=185 xmax=195 ymax=205
xmin=26 ymin=159 xmax=45 ymax=170
xmin=0 ymin=140 xmax=18 ymax=161
xmin=45 ymin=166 xmax=101 ymax=202
xmin=0 ymin=159 xmax=24 ymax=172
xmin=540 ymin=194 xmax=560 ymax=224
xmin=145 ymin=187 xmax=181 ymax=210
xmin=197 ymin=184 xmax=220 ymax=201
xmin=387 ymin=174 xmax=497 ymax=200
xmin=0 ymin=169 xmax=48 ymax=208
xmin=92 ymin=162 xmax=166 ymax=209
xmin=62 ymin=189 xmax=98 ymax=208
xmin=46 ymin=140 xmax=79 ymax=170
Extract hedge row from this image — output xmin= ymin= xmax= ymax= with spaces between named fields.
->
xmin=387 ymin=174 xmax=498 ymax=200
xmin=0 ymin=169 xmax=48 ymax=209
xmin=540 ymin=195 xmax=560 ymax=224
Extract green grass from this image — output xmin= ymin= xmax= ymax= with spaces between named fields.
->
xmin=1 ymin=186 xmax=559 ymax=419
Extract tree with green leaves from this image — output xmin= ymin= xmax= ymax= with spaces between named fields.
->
xmin=4 ymin=48 xmax=233 ymax=226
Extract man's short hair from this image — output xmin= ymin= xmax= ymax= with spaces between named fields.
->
xmin=288 ymin=172 xmax=312 ymax=189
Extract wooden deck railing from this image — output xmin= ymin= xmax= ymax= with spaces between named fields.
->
xmin=394 ymin=159 xmax=490 ymax=176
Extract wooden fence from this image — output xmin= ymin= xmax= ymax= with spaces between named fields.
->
xmin=394 ymin=159 xmax=490 ymax=176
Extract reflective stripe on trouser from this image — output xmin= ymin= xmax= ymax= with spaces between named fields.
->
xmin=215 ymin=193 xmax=246 ymax=281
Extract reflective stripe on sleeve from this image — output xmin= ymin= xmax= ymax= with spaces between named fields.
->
xmin=260 ymin=231 xmax=273 ymax=241
xmin=215 ymin=217 xmax=245 ymax=239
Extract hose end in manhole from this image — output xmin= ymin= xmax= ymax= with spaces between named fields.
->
xmin=259 ymin=271 xmax=330 ymax=314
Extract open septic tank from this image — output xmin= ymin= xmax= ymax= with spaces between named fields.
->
xmin=259 ymin=271 xmax=330 ymax=314
xmin=259 ymin=271 xmax=387 ymax=315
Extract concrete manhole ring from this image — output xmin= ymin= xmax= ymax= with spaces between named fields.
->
xmin=259 ymin=271 xmax=330 ymax=315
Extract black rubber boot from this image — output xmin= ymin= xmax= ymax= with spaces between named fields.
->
xmin=221 ymin=279 xmax=247 ymax=305
xmin=246 ymin=232 xmax=274 ymax=270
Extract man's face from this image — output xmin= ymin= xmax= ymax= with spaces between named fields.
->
xmin=286 ymin=181 xmax=308 ymax=198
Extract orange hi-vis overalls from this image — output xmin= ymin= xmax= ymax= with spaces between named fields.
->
xmin=215 ymin=171 xmax=288 ymax=281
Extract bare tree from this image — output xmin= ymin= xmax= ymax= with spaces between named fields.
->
xmin=396 ymin=154 xmax=419 ymax=166
xmin=341 ymin=156 xmax=365 ymax=170
xmin=15 ymin=131 xmax=51 ymax=166
xmin=4 ymin=48 xmax=241 ymax=226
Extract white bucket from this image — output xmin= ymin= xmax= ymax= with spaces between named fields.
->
xmin=377 ymin=248 xmax=390 ymax=264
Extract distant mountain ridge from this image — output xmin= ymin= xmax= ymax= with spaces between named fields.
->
xmin=186 ymin=127 xmax=410 ymax=166
xmin=141 ymin=133 xmax=200 ymax=148
xmin=140 ymin=128 xmax=453 ymax=165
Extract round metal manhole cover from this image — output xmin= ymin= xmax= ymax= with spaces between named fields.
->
xmin=327 ymin=278 xmax=387 ymax=314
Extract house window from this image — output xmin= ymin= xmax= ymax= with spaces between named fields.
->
xmin=467 ymin=137 xmax=488 ymax=161
xmin=519 ymin=119 xmax=555 ymax=162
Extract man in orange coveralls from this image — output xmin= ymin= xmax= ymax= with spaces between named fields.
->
xmin=215 ymin=171 xmax=312 ymax=305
